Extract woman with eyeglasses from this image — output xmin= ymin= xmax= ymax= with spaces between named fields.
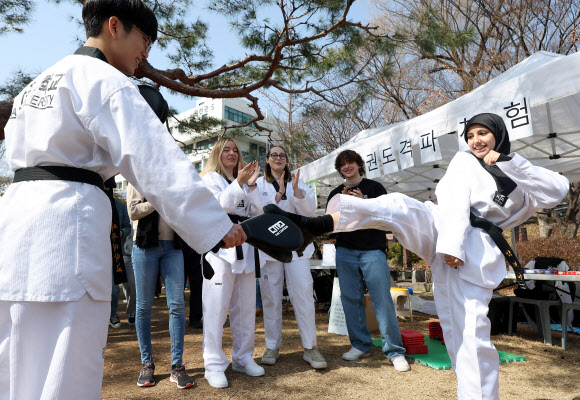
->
xmin=255 ymin=146 xmax=327 ymax=369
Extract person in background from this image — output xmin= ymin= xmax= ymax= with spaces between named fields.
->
xmin=122 ymin=213 xmax=136 ymax=325
xmin=109 ymin=181 xmax=132 ymax=329
xmin=183 ymin=245 xmax=204 ymax=329
xmin=255 ymin=146 xmax=327 ymax=370
xmin=128 ymin=182 xmax=194 ymax=389
xmin=326 ymin=150 xmax=410 ymax=372
xmin=200 ymin=138 xmax=263 ymax=389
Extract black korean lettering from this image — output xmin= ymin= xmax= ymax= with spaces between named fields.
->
xmin=458 ymin=117 xmax=468 ymax=137
xmin=400 ymin=139 xmax=412 ymax=155
xmin=366 ymin=151 xmax=378 ymax=171
xmin=382 ymin=147 xmax=396 ymax=164
xmin=503 ymin=98 xmax=530 ymax=129
xmin=420 ymin=130 xmax=437 ymax=152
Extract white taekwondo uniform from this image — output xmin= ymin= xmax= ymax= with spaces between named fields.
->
xmin=255 ymin=176 xmax=318 ymax=351
xmin=0 ymin=48 xmax=232 ymax=400
xmin=327 ymin=151 xmax=569 ymax=400
xmin=201 ymin=171 xmax=263 ymax=372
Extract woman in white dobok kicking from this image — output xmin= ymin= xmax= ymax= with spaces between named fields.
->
xmin=266 ymin=113 xmax=570 ymax=400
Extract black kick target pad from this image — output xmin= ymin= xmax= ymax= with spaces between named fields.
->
xmin=211 ymin=214 xmax=304 ymax=263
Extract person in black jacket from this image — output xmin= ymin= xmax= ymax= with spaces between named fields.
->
xmin=327 ymin=150 xmax=410 ymax=372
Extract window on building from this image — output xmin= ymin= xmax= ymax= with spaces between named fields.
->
xmin=224 ymin=106 xmax=253 ymax=125
xmin=247 ymin=142 xmax=267 ymax=166
xmin=197 ymin=137 xmax=217 ymax=150
xmin=181 ymin=144 xmax=194 ymax=155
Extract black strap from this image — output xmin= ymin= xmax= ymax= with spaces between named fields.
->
xmin=228 ymin=214 xmax=248 ymax=261
xmin=13 ymin=166 xmax=127 ymax=284
xmin=469 ymin=213 xmax=526 ymax=290
xmin=254 ymin=247 xmax=261 ymax=278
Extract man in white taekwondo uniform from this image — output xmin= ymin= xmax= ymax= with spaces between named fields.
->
xmin=0 ymin=1 xmax=245 ymax=399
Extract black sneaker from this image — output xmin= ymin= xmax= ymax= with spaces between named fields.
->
xmin=109 ymin=314 xmax=121 ymax=329
xmin=128 ymin=312 xmax=135 ymax=325
xmin=171 ymin=363 xmax=195 ymax=389
xmin=137 ymin=362 xmax=156 ymax=387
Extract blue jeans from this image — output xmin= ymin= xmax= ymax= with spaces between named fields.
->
xmin=335 ymin=247 xmax=405 ymax=359
xmin=132 ymin=240 xmax=185 ymax=365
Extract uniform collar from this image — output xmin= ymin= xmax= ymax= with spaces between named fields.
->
xmin=74 ymin=46 xmax=109 ymax=64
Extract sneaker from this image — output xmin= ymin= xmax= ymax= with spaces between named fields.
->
xmin=205 ymin=370 xmax=228 ymax=389
xmin=109 ymin=314 xmax=121 ymax=329
xmin=137 ymin=362 xmax=156 ymax=387
xmin=128 ymin=312 xmax=135 ymax=325
xmin=391 ymin=355 xmax=411 ymax=372
xmin=261 ymin=348 xmax=279 ymax=365
xmin=342 ymin=347 xmax=371 ymax=361
xmin=303 ymin=348 xmax=327 ymax=369
xmin=232 ymin=359 xmax=265 ymax=376
xmin=170 ymin=363 xmax=195 ymax=389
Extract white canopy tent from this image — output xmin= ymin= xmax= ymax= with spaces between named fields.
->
xmin=300 ymin=51 xmax=580 ymax=208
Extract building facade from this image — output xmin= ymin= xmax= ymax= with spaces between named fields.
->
xmin=115 ymin=97 xmax=275 ymax=192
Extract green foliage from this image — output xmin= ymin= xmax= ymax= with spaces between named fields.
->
xmin=410 ymin=6 xmax=475 ymax=55
xmin=0 ymin=0 xmax=34 ymax=35
xmin=0 ymin=68 xmax=34 ymax=100
xmin=173 ymin=113 xmax=226 ymax=136
xmin=387 ymin=242 xmax=421 ymax=267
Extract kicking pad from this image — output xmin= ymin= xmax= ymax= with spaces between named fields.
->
xmin=212 ymin=214 xmax=304 ymax=263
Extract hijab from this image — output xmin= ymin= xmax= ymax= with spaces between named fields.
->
xmin=463 ymin=113 xmax=517 ymax=205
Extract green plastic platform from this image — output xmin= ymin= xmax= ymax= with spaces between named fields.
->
xmin=372 ymin=335 xmax=526 ymax=370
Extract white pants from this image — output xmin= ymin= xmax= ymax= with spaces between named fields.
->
xmin=329 ymin=193 xmax=499 ymax=400
xmin=202 ymin=257 xmax=256 ymax=372
xmin=260 ymin=259 xmax=317 ymax=350
xmin=0 ymin=294 xmax=109 ymax=400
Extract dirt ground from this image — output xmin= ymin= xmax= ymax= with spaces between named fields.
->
xmin=102 ymin=290 xmax=580 ymax=400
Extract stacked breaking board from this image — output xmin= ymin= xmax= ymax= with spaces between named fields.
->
xmin=400 ymin=329 xmax=428 ymax=354
xmin=429 ymin=321 xmax=444 ymax=345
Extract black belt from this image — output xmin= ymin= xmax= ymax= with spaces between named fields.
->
xmin=13 ymin=166 xmax=127 ymax=285
xmin=470 ymin=213 xmax=526 ymax=290
xmin=226 ymin=214 xmax=260 ymax=278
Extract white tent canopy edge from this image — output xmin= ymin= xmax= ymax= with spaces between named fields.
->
xmin=299 ymin=51 xmax=580 ymax=207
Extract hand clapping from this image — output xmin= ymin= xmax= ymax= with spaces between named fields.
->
xmin=237 ymin=161 xmax=259 ymax=186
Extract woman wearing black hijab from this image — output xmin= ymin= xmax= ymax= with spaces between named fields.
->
xmin=265 ymin=113 xmax=570 ymax=400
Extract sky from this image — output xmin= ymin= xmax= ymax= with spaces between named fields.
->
xmin=0 ymin=0 xmax=372 ymax=114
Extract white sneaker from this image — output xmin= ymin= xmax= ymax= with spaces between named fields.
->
xmin=303 ymin=348 xmax=327 ymax=369
xmin=204 ymin=370 xmax=228 ymax=388
xmin=261 ymin=348 xmax=279 ymax=365
xmin=342 ymin=347 xmax=371 ymax=361
xmin=391 ymin=355 xmax=411 ymax=372
xmin=232 ymin=359 xmax=265 ymax=377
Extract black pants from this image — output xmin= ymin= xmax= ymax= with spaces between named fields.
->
xmin=183 ymin=246 xmax=204 ymax=322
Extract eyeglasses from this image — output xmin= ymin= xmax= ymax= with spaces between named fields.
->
xmin=269 ymin=153 xmax=287 ymax=160
xmin=133 ymin=25 xmax=153 ymax=53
